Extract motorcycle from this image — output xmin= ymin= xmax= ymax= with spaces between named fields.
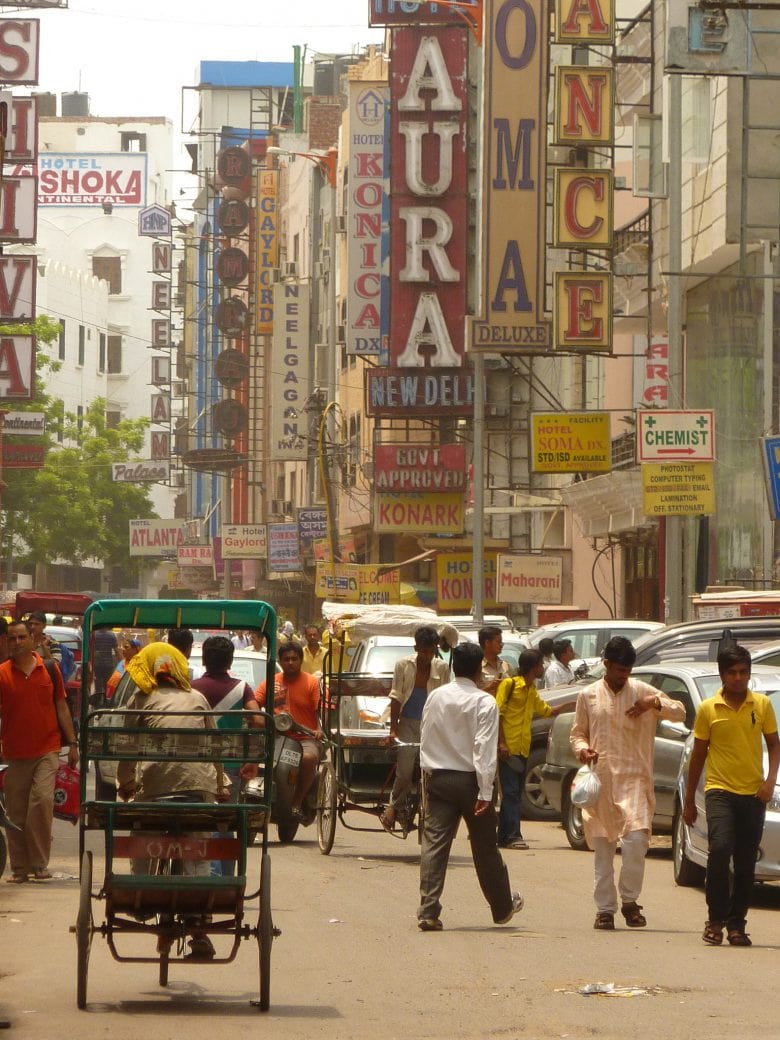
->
xmin=245 ymin=712 xmax=321 ymax=844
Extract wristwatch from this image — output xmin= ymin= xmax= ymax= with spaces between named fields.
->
xmin=653 ymin=695 xmax=661 ymax=712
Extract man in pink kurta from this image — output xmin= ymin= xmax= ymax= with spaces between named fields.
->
xmin=571 ymin=636 xmax=685 ymax=930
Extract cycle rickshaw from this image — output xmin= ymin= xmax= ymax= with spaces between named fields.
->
xmin=75 ymin=599 xmax=277 ymax=1010
xmin=314 ymin=604 xmax=458 ymax=855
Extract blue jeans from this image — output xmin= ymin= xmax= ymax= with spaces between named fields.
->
xmin=497 ymin=756 xmax=526 ymax=846
xmin=704 ymin=789 xmax=765 ymax=930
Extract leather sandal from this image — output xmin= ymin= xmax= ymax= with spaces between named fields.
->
xmin=702 ymin=920 xmax=724 ymax=945
xmin=620 ymin=902 xmax=647 ymax=927
xmin=727 ymin=929 xmax=752 ymax=947
xmin=593 ymin=911 xmax=615 ymax=930
xmin=5 ymin=873 xmax=27 ymax=884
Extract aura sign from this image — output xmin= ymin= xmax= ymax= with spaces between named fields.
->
xmin=389 ymin=27 xmax=468 ymax=369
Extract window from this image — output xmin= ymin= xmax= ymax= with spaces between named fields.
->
xmin=347 ymin=413 xmax=361 ymax=488
xmin=120 ymin=132 xmax=146 ymax=152
xmin=76 ymin=405 xmax=84 ymax=439
xmin=58 ymin=319 xmax=65 ymax=361
xmin=78 ymin=325 xmax=85 ymax=366
xmin=98 ymin=333 xmax=106 ymax=373
xmin=106 ymin=410 xmax=121 ymax=429
xmin=92 ymin=256 xmax=122 ymax=294
xmin=107 ymin=335 xmax=122 ymax=374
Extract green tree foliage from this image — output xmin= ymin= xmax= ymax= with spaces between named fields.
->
xmin=1 ymin=318 xmax=159 ymax=577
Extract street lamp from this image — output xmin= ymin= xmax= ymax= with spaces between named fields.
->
xmin=266 ymin=145 xmax=340 ymax=565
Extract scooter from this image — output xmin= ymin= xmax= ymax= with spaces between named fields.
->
xmin=245 ymin=712 xmax=321 ymax=844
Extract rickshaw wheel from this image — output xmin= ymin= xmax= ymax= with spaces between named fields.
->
xmin=258 ymin=852 xmax=273 ymax=1011
xmin=76 ymin=850 xmax=93 ymax=1010
xmin=316 ymin=760 xmax=337 ymax=856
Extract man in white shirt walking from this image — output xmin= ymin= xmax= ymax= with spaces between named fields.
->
xmin=417 ymin=642 xmax=523 ymax=931
xmin=544 ymin=639 xmax=576 ymax=688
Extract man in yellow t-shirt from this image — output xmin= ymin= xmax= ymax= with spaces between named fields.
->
xmin=683 ymin=644 xmax=780 ymax=947
xmin=495 ymin=649 xmax=561 ymax=850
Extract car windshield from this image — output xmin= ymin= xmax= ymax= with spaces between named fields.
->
xmin=694 ymin=673 xmax=780 ymax=699
xmin=361 ymin=645 xmax=413 ymax=673
xmin=189 ymin=651 xmax=272 ymax=687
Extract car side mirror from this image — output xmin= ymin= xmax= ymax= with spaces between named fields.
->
xmin=658 ymin=719 xmax=689 ymax=740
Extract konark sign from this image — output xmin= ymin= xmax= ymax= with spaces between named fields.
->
xmin=389 ymin=27 xmax=468 ymax=369
xmin=38 ymin=153 xmax=147 ymax=206
xmin=374 ymin=492 xmax=465 ymax=535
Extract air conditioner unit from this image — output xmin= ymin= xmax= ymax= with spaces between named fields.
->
xmin=337 ymin=214 xmax=347 ymax=233
xmin=485 ymin=404 xmax=509 ymax=419
xmin=283 ymin=260 xmax=297 ymax=278
xmin=337 ymin=324 xmax=346 ymax=343
xmin=171 ymin=381 xmax=186 ymax=398
xmin=269 ymin=498 xmax=293 ymax=516
xmin=171 ymin=471 xmax=185 ymax=488
xmin=313 ymin=260 xmax=325 ymax=279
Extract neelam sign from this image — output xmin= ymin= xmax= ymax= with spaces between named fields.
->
xmin=38 ymin=153 xmax=147 ymax=206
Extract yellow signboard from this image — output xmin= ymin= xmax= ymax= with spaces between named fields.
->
xmin=554 ymin=271 xmax=612 ymax=352
xmin=469 ymin=0 xmax=550 ymax=352
xmin=554 ymin=67 xmax=614 ymax=146
xmin=531 ymin=412 xmax=611 ymax=472
xmin=315 ymin=563 xmax=400 ymax=604
xmin=553 ymin=169 xmax=613 ymax=249
xmin=554 ymin=0 xmax=615 ymax=44
xmin=256 ymin=169 xmax=278 ymax=335
xmin=375 ymin=493 xmax=464 ymax=535
xmin=435 ymin=553 xmax=499 ymax=613
xmin=642 ymin=462 xmax=716 ymax=516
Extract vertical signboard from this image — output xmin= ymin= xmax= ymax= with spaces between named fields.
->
xmin=389 ymin=26 xmax=469 ymax=368
xmin=256 ymin=169 xmax=278 ymax=335
xmin=0 ymin=19 xmax=39 ymax=84
xmin=269 ymin=281 xmax=310 ymax=461
xmin=347 ymin=81 xmax=388 ymax=356
xmin=470 ymin=0 xmax=549 ymax=352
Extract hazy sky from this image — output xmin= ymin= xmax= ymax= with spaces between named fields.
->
xmin=33 ymin=1 xmax=384 ymax=119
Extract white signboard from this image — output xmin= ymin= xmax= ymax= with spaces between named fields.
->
xmin=638 ymin=409 xmax=714 ymax=462
xmin=0 ymin=176 xmax=37 ymax=242
xmin=113 ymin=460 xmax=170 ymax=482
xmin=267 ymin=522 xmax=302 ymax=571
xmin=346 ymin=81 xmax=387 ymax=356
xmin=0 ymin=255 xmax=36 ymax=320
xmin=2 ymin=410 xmax=44 ymax=435
xmin=138 ymin=204 xmax=171 ymax=237
xmin=269 ymin=281 xmax=310 ymax=461
xmin=0 ymin=19 xmax=39 ymax=84
xmin=129 ymin=519 xmax=185 ymax=557
xmin=0 ymin=335 xmax=35 ymax=399
xmin=38 ymin=153 xmax=147 ymax=207
xmin=221 ymin=524 xmax=268 ymax=559
xmin=177 ymin=544 xmax=214 ymax=568
xmin=496 ymin=554 xmax=563 ymax=605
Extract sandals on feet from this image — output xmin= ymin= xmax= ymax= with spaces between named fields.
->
xmin=620 ymin=902 xmax=647 ymax=928
xmin=593 ymin=911 xmax=615 ymax=930
xmin=6 ymin=873 xmax=27 ymax=884
xmin=32 ymin=869 xmax=52 ymax=881
xmin=702 ymin=921 xmax=724 ymax=945
xmin=380 ymin=811 xmax=395 ymax=832
xmin=727 ymin=929 xmax=752 ymax=947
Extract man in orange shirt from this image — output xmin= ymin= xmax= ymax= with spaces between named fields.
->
xmin=255 ymin=641 xmax=322 ymax=818
xmin=0 ymin=620 xmax=78 ymax=883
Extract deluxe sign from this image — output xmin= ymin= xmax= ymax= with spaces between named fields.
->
xmin=269 ymin=281 xmax=310 ymax=461
xmin=389 ymin=27 xmax=468 ymax=369
xmin=374 ymin=443 xmax=467 ymax=492
xmin=470 ymin=0 xmax=550 ymax=352
xmin=374 ymin=492 xmax=464 ymax=534
xmin=497 ymin=554 xmax=563 ymax=604
xmin=0 ymin=335 xmax=35 ymax=398
xmin=366 ymin=367 xmax=474 ymax=417
xmin=221 ymin=524 xmax=267 ymax=559
xmin=638 ymin=409 xmax=715 ymax=462
xmin=256 ymin=169 xmax=278 ymax=335
xmin=0 ymin=20 xmax=39 ymax=84
xmin=346 ymin=81 xmax=388 ymax=356
xmin=38 ymin=153 xmax=147 ymax=206
xmin=531 ymin=412 xmax=611 ymax=472
xmin=129 ymin=519 xmax=185 ymax=557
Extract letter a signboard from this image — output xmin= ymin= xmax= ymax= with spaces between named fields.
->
xmin=637 ymin=410 xmax=715 ymax=463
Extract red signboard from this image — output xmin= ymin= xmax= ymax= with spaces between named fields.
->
xmin=375 ymin=443 xmax=467 ymax=492
xmin=389 ymin=26 xmax=468 ymax=370
xmin=3 ymin=442 xmax=44 ymax=468
xmin=369 ymin=0 xmax=479 ymax=26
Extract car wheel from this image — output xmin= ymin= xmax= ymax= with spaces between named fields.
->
xmin=562 ymin=783 xmax=590 ymax=851
xmin=673 ymin=807 xmax=706 ymax=887
xmin=520 ymin=747 xmax=558 ymax=822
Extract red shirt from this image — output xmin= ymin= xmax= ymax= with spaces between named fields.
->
xmin=0 ymin=653 xmax=66 ymax=760
xmin=255 ymin=670 xmax=320 ymax=736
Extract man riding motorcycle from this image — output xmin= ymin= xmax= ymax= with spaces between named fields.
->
xmin=254 ymin=641 xmax=323 ymax=819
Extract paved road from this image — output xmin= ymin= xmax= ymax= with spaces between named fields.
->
xmin=1 ymin=809 xmax=779 ymax=1039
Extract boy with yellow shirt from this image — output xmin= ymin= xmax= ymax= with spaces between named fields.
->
xmin=683 ymin=644 xmax=780 ymax=947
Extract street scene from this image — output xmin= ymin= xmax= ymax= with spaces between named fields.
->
xmin=2 ymin=0 xmax=780 ymax=1036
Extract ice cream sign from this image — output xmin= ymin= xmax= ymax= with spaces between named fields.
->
xmin=38 ymin=153 xmax=147 ymax=206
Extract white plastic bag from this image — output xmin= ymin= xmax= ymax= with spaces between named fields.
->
xmin=571 ymin=764 xmax=601 ymax=807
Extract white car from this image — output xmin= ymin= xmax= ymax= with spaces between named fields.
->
xmin=522 ymin=619 xmax=665 ymax=670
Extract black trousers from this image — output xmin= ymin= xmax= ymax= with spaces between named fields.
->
xmin=705 ymin=789 xmax=765 ymax=930
xmin=419 ymin=769 xmax=512 ymax=924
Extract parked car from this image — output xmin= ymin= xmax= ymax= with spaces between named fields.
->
xmin=522 ymin=619 xmax=665 ymax=670
xmin=631 ymin=617 xmax=780 ymax=666
xmin=674 ymin=688 xmax=780 ymax=885
xmin=540 ymin=663 xmax=780 ymax=855
xmin=188 ymin=648 xmax=279 ymax=686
